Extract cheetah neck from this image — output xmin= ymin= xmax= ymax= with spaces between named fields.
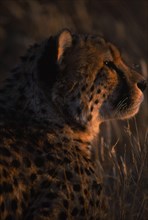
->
xmin=62 ymin=121 xmax=101 ymax=158
xmin=0 ymin=68 xmax=63 ymax=125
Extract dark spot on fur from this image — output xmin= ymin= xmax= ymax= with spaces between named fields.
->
xmin=81 ymin=85 xmax=87 ymax=91
xmin=5 ymin=214 xmax=15 ymax=220
xmin=48 ymin=168 xmax=55 ymax=176
xmin=11 ymin=199 xmax=18 ymax=212
xmin=23 ymin=192 xmax=28 ymax=201
xmin=92 ymin=181 xmax=102 ymax=194
xmin=30 ymin=187 xmax=35 ymax=197
xmin=79 ymin=196 xmax=85 ymax=205
xmin=40 ymin=180 xmax=50 ymax=188
xmin=80 ymin=167 xmax=84 ymax=174
xmin=2 ymin=169 xmax=8 ymax=178
xmin=40 ymin=210 xmax=50 ymax=217
xmin=61 ymin=183 xmax=67 ymax=190
xmin=94 ymin=72 xmax=101 ymax=84
xmin=23 ymin=157 xmax=31 ymax=168
xmin=74 ymin=165 xmax=79 ymax=173
xmin=58 ymin=212 xmax=67 ymax=220
xmin=43 ymin=141 xmax=53 ymax=149
xmin=0 ymin=182 xmax=13 ymax=194
xmin=21 ymin=201 xmax=26 ymax=210
xmin=76 ymin=107 xmax=82 ymax=115
xmin=71 ymin=96 xmax=76 ymax=101
xmin=89 ymin=95 xmax=93 ymax=101
xmin=85 ymin=168 xmax=91 ymax=176
xmin=63 ymin=157 xmax=71 ymax=163
xmin=89 ymin=167 xmax=95 ymax=173
xmin=0 ymin=184 xmax=2 ymax=194
xmin=75 ymin=145 xmax=80 ymax=151
xmin=62 ymin=137 xmax=70 ymax=143
xmin=70 ymin=192 xmax=75 ymax=200
xmin=0 ymin=202 xmax=4 ymax=212
xmin=41 ymin=201 xmax=51 ymax=208
xmin=65 ymin=170 xmax=73 ymax=180
xmin=11 ymin=144 xmax=20 ymax=153
xmin=90 ymin=85 xmax=94 ymax=92
xmin=89 ymin=199 xmax=94 ymax=206
xmin=26 ymin=145 xmax=34 ymax=153
xmin=94 ymin=99 xmax=99 ymax=104
xmin=97 ymin=89 xmax=101 ymax=93
xmin=46 ymin=154 xmax=54 ymax=161
xmin=73 ymin=184 xmax=81 ymax=192
xmin=80 ymin=208 xmax=85 ymax=216
xmin=84 ymin=189 xmax=88 ymax=196
xmin=77 ymin=92 xmax=81 ymax=98
xmin=71 ymin=207 xmax=79 ymax=216
xmin=63 ymin=199 xmax=69 ymax=209
xmin=34 ymin=156 xmax=44 ymax=167
xmin=103 ymin=94 xmax=106 ymax=98
xmin=11 ymin=159 xmax=20 ymax=168
xmin=87 ymin=114 xmax=92 ymax=121
xmin=0 ymin=160 xmax=8 ymax=167
xmin=96 ymin=199 xmax=100 ymax=206
xmin=0 ymin=147 xmax=11 ymax=157
xmin=90 ymin=105 xmax=93 ymax=111
xmin=13 ymin=178 xmax=18 ymax=187
xmin=30 ymin=173 xmax=37 ymax=182
xmin=46 ymin=192 xmax=57 ymax=200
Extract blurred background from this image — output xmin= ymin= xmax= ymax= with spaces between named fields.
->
xmin=0 ymin=0 xmax=147 ymax=147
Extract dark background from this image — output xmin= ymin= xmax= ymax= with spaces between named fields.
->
xmin=0 ymin=0 xmax=147 ymax=144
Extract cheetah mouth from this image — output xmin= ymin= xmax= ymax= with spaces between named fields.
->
xmin=100 ymin=92 xmax=144 ymax=120
xmin=117 ymin=93 xmax=144 ymax=119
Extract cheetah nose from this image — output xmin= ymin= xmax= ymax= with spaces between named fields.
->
xmin=137 ymin=80 xmax=147 ymax=92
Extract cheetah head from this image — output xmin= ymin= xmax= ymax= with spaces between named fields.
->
xmin=48 ymin=30 xmax=146 ymax=130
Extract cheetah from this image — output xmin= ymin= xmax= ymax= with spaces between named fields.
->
xmin=0 ymin=29 xmax=146 ymax=220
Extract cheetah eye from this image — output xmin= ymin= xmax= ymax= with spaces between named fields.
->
xmin=104 ymin=61 xmax=109 ymax=66
xmin=104 ymin=61 xmax=126 ymax=80
xmin=104 ymin=61 xmax=115 ymax=69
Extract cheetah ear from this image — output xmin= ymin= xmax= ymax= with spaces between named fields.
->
xmin=57 ymin=29 xmax=73 ymax=63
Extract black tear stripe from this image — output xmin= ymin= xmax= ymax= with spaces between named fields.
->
xmin=105 ymin=62 xmax=131 ymax=109
xmin=104 ymin=61 xmax=126 ymax=80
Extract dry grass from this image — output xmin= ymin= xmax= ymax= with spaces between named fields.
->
xmin=98 ymin=119 xmax=148 ymax=219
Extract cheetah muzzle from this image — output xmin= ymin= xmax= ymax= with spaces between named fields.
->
xmin=0 ymin=29 xmax=146 ymax=220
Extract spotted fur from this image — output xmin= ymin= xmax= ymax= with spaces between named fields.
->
xmin=0 ymin=29 xmax=146 ymax=220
